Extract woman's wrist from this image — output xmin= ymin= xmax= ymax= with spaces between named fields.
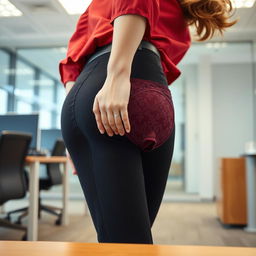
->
xmin=107 ymin=62 xmax=131 ymax=80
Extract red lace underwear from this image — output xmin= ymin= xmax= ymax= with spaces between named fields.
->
xmin=125 ymin=77 xmax=175 ymax=152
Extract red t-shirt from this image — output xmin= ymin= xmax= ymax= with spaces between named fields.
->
xmin=59 ymin=0 xmax=191 ymax=87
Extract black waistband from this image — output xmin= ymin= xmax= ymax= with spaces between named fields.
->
xmin=86 ymin=40 xmax=160 ymax=65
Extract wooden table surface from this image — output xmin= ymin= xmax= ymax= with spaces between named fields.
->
xmin=0 ymin=241 xmax=255 ymax=256
xmin=25 ymin=155 xmax=68 ymax=164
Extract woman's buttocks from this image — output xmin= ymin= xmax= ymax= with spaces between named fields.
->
xmin=74 ymin=43 xmax=174 ymax=152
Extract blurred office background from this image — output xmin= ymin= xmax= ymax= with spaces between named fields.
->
xmin=0 ymin=0 xmax=256 ymax=246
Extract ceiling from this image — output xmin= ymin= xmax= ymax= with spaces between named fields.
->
xmin=0 ymin=0 xmax=255 ymax=49
xmin=0 ymin=0 xmax=88 ymax=48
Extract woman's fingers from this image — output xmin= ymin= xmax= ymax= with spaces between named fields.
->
xmin=93 ymin=96 xmax=106 ymax=134
xmin=113 ymin=109 xmax=125 ymax=135
xmin=92 ymin=84 xmax=131 ymax=136
xmin=105 ymin=106 xmax=129 ymax=136
xmin=120 ymin=106 xmax=131 ymax=133
xmin=107 ymin=109 xmax=119 ymax=135
xmin=101 ymin=108 xmax=114 ymax=136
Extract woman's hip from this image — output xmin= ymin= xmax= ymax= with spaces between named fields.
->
xmin=65 ymin=46 xmax=175 ymax=152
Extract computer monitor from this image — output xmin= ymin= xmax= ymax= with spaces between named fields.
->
xmin=0 ymin=113 xmax=40 ymax=150
xmin=40 ymin=128 xmax=63 ymax=153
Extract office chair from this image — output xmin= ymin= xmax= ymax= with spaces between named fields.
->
xmin=0 ymin=130 xmax=32 ymax=241
xmin=6 ymin=139 xmax=66 ymax=226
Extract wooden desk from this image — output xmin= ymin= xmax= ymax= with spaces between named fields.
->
xmin=24 ymin=156 xmax=69 ymax=241
xmin=216 ymin=157 xmax=247 ymax=225
xmin=0 ymin=241 xmax=255 ymax=256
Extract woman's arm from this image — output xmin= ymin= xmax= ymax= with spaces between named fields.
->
xmin=65 ymin=81 xmax=76 ymax=95
xmin=65 ymin=14 xmax=147 ymax=95
xmin=92 ymin=14 xmax=147 ymax=137
xmin=64 ymin=11 xmax=148 ymax=93
xmin=107 ymin=14 xmax=147 ymax=78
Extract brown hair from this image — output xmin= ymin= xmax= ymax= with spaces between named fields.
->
xmin=179 ymin=0 xmax=239 ymax=41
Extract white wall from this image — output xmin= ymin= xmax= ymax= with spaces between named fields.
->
xmin=212 ymin=63 xmax=254 ymax=196
xmin=171 ymin=78 xmax=185 ymax=164
xmin=183 ymin=61 xmax=254 ymax=199
xmin=183 ymin=64 xmax=199 ymax=194
xmin=198 ymin=55 xmax=214 ymax=200
xmin=253 ymin=41 xmax=256 ymax=142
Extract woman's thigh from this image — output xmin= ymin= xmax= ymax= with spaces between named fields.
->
xmin=141 ymin=125 xmax=175 ymax=228
xmin=61 ymin=55 xmax=154 ymax=243
xmin=62 ymin=116 xmax=153 ymax=243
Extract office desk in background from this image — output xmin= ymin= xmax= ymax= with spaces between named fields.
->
xmin=25 ymin=156 xmax=69 ymax=241
xmin=0 ymin=241 xmax=255 ymax=256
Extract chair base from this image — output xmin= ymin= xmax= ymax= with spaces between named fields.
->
xmin=4 ymin=197 xmax=63 ymax=226
xmin=0 ymin=217 xmax=27 ymax=231
xmin=0 ymin=216 xmax=27 ymax=240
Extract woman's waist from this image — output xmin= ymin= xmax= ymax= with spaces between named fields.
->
xmin=82 ymin=40 xmax=168 ymax=87
xmin=86 ymin=40 xmax=161 ymax=66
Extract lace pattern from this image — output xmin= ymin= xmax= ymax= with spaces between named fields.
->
xmin=125 ymin=77 xmax=175 ymax=152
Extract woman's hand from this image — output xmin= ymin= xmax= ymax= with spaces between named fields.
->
xmin=65 ymin=148 xmax=78 ymax=175
xmin=92 ymin=72 xmax=131 ymax=137
xmin=65 ymin=81 xmax=75 ymax=95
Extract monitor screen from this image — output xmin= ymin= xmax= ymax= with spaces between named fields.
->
xmin=40 ymin=129 xmax=63 ymax=152
xmin=0 ymin=113 xmax=40 ymax=150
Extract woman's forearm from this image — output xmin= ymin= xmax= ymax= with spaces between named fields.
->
xmin=107 ymin=14 xmax=147 ymax=78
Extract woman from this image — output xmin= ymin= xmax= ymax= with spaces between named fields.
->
xmin=60 ymin=0 xmax=237 ymax=244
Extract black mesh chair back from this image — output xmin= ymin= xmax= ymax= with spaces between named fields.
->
xmin=46 ymin=139 xmax=66 ymax=186
xmin=0 ymin=130 xmax=32 ymax=205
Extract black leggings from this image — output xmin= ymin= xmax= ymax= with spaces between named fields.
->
xmin=60 ymin=46 xmax=175 ymax=244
